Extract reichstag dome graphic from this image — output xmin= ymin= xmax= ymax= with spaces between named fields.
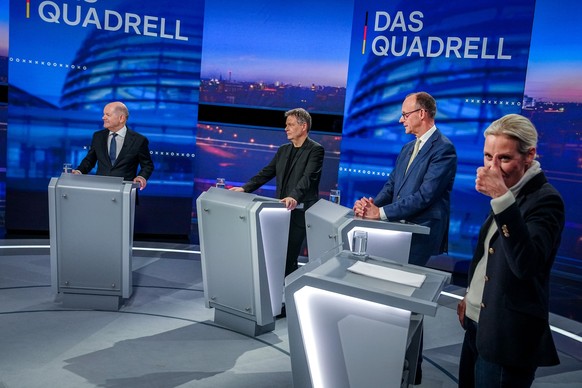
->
xmin=60 ymin=1 xmax=204 ymax=118
xmin=344 ymin=1 xmax=533 ymax=144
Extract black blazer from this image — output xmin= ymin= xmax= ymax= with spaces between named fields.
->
xmin=469 ymin=172 xmax=564 ymax=368
xmin=77 ymin=128 xmax=154 ymax=181
xmin=242 ymin=137 xmax=324 ymax=209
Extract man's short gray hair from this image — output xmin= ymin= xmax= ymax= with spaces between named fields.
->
xmin=285 ymin=108 xmax=312 ymax=131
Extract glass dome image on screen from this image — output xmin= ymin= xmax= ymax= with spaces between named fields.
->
xmin=344 ymin=1 xmax=532 ymax=143
xmin=59 ymin=1 xmax=203 ymax=118
xmin=340 ymin=0 xmax=535 ymax=257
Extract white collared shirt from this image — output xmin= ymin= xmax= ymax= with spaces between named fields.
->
xmin=416 ymin=125 xmax=437 ymax=153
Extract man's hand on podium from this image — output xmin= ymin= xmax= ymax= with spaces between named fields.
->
xmin=280 ymin=196 xmax=298 ymax=210
xmin=133 ymin=176 xmax=147 ymax=190
xmin=353 ymin=197 xmax=380 ymax=219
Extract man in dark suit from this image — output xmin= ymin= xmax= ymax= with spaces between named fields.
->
xmin=230 ymin=108 xmax=324 ymax=277
xmin=353 ymin=91 xmax=457 ymax=385
xmin=73 ymin=101 xmax=154 ymax=190
xmin=353 ymin=91 xmax=457 ymax=266
xmin=457 ymin=114 xmax=564 ymax=387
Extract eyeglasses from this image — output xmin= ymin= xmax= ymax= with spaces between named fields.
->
xmin=401 ymin=108 xmax=423 ymax=120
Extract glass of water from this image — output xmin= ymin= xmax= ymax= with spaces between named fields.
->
xmin=351 ymin=230 xmax=368 ymax=257
xmin=216 ymin=177 xmax=226 ymax=189
xmin=329 ymin=189 xmax=341 ymax=204
xmin=62 ymin=163 xmax=72 ymax=174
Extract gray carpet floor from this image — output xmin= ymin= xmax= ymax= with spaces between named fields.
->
xmin=1 ymin=240 xmax=580 ymax=387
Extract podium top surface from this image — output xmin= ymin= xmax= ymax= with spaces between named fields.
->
xmin=52 ymin=173 xmax=138 ymax=190
xmin=197 ymin=186 xmax=285 ymax=208
xmin=306 ymin=199 xmax=430 ymax=235
xmin=287 ymin=249 xmax=450 ymax=316
xmin=346 ymin=217 xmax=430 ymax=235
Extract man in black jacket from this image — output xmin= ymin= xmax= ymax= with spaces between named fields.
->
xmin=230 ymin=108 xmax=324 ymax=277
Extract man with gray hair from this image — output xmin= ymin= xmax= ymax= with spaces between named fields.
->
xmin=457 ymin=113 xmax=565 ymax=387
xmin=230 ymin=108 xmax=324 ymax=280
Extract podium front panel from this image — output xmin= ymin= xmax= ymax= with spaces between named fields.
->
xmin=198 ymin=191 xmax=256 ymax=313
xmin=49 ymin=174 xmax=136 ymax=304
xmin=293 ymin=285 xmax=410 ymax=388
xmin=285 ymin=250 xmax=450 ymax=388
xmin=196 ymin=187 xmax=290 ymax=335
xmin=56 ymin=179 xmax=123 ymax=291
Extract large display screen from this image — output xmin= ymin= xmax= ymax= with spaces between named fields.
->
xmin=340 ymin=0 xmax=537 ymax=257
xmin=335 ymin=0 xmax=582 ymax=318
xmin=521 ymin=0 xmax=582 ymax=296
xmin=193 ymin=121 xmax=341 ymax=202
xmin=6 ymin=0 xmax=205 ymax=234
xmin=2 ymin=0 xmax=581 ymax=321
xmin=199 ymin=0 xmax=353 ymax=115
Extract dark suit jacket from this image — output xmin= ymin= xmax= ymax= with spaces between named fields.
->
xmin=77 ymin=128 xmax=154 ymax=181
xmin=242 ymin=137 xmax=324 ymax=209
xmin=374 ymin=129 xmax=457 ymax=265
xmin=469 ymin=172 xmax=564 ymax=368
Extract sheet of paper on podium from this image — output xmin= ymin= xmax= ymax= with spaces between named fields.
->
xmin=347 ymin=261 xmax=426 ymax=288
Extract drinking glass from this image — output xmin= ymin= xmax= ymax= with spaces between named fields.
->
xmin=329 ymin=189 xmax=341 ymax=204
xmin=352 ymin=230 xmax=368 ymax=256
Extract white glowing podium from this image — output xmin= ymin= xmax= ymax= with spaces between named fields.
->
xmin=196 ymin=187 xmax=291 ymax=336
xmin=285 ymin=249 xmax=450 ymax=388
xmin=305 ymin=199 xmax=429 ymax=264
xmin=48 ymin=173 xmax=138 ymax=310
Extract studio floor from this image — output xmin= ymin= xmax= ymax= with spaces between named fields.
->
xmin=0 ymin=239 xmax=581 ymax=388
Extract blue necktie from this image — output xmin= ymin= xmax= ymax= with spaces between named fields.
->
xmin=109 ymin=133 xmax=118 ymax=164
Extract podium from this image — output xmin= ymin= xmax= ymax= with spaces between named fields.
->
xmin=285 ymin=249 xmax=451 ymax=388
xmin=196 ymin=187 xmax=291 ymax=336
xmin=305 ymin=199 xmax=430 ymax=263
xmin=48 ymin=173 xmax=138 ymax=310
